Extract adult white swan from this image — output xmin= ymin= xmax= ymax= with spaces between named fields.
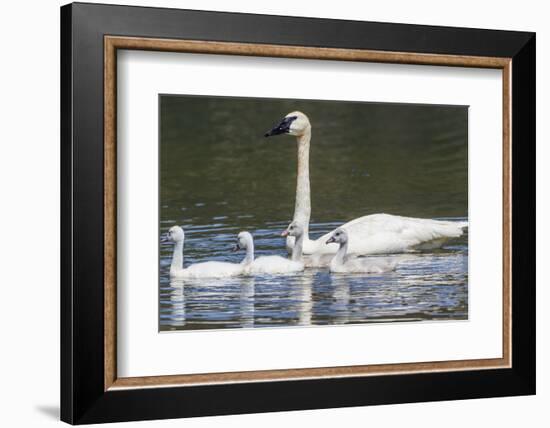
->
xmin=235 ymin=222 xmax=305 ymax=274
xmin=264 ymin=111 xmax=468 ymax=255
xmin=164 ymin=226 xmax=245 ymax=278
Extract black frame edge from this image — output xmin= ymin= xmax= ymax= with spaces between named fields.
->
xmin=60 ymin=4 xmax=75 ymax=423
xmin=71 ymin=1 xmax=533 ymax=57
xmin=510 ymin=33 xmax=536 ymax=393
xmin=60 ymin=3 xmax=74 ymax=425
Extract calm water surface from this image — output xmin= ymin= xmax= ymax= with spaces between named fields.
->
xmin=159 ymin=96 xmax=468 ymax=331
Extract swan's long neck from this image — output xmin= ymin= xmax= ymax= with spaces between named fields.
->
xmin=171 ymin=239 xmax=184 ymax=275
xmin=291 ymin=233 xmax=304 ymax=262
xmin=333 ymin=241 xmax=348 ymax=266
xmin=294 ymin=129 xmax=311 ymax=240
xmin=241 ymin=237 xmax=254 ymax=265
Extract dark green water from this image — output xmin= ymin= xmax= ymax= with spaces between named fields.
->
xmin=159 ymin=95 xmax=468 ymax=331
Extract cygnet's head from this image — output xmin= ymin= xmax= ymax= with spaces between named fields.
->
xmin=326 ymin=228 xmax=348 ymax=245
xmin=281 ymin=220 xmax=304 ymax=238
xmin=165 ymin=225 xmax=184 ymax=243
xmin=234 ymin=231 xmax=253 ymax=252
xmin=264 ymin=111 xmax=311 ymax=138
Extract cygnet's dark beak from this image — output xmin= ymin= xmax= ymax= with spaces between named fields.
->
xmin=281 ymin=229 xmax=289 ymax=237
xmin=326 ymin=236 xmax=336 ymax=244
xmin=232 ymin=243 xmax=241 ymax=252
xmin=161 ymin=233 xmax=170 ymax=243
xmin=264 ymin=115 xmax=297 ymax=137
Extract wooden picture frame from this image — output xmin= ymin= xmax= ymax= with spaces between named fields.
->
xmin=61 ymin=2 xmax=535 ymax=424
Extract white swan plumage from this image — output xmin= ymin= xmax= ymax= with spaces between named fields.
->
xmin=236 ymin=222 xmax=305 ymax=275
xmin=326 ymin=228 xmax=399 ymax=274
xmin=309 ymin=213 xmax=467 ymax=255
xmin=264 ymin=111 xmax=468 ymax=256
xmin=165 ymin=226 xmax=245 ymax=279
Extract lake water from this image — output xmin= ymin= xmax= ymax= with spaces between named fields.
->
xmin=159 ymin=95 xmax=468 ymax=331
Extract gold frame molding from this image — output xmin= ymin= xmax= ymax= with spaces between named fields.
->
xmin=104 ymin=36 xmax=512 ymax=391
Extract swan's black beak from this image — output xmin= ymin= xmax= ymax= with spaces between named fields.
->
xmin=232 ymin=244 xmax=241 ymax=252
xmin=326 ymin=236 xmax=336 ymax=244
xmin=264 ymin=115 xmax=297 ymax=137
xmin=161 ymin=233 xmax=170 ymax=243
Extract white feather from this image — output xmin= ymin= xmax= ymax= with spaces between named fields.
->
xmin=166 ymin=226 xmax=246 ymax=279
xmin=327 ymin=228 xmax=400 ymax=274
xmin=248 ymin=255 xmax=304 ymax=274
xmin=174 ymin=260 xmax=245 ymax=279
xmin=237 ymin=226 xmax=305 ymax=275
xmin=289 ymin=213 xmax=468 ymax=256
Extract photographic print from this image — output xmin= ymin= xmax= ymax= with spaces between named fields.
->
xmin=159 ymin=95 xmax=468 ymax=331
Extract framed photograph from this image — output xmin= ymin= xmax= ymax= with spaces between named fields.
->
xmin=61 ymin=2 xmax=535 ymax=424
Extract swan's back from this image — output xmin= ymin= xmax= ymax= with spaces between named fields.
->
xmin=249 ymin=255 xmax=304 ymax=274
xmin=302 ymin=253 xmax=334 ymax=268
xmin=312 ymin=214 xmax=467 ymax=255
xmin=176 ymin=261 xmax=244 ymax=279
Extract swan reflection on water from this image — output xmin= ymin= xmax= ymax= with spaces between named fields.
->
xmin=159 ymin=278 xmax=186 ymax=329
